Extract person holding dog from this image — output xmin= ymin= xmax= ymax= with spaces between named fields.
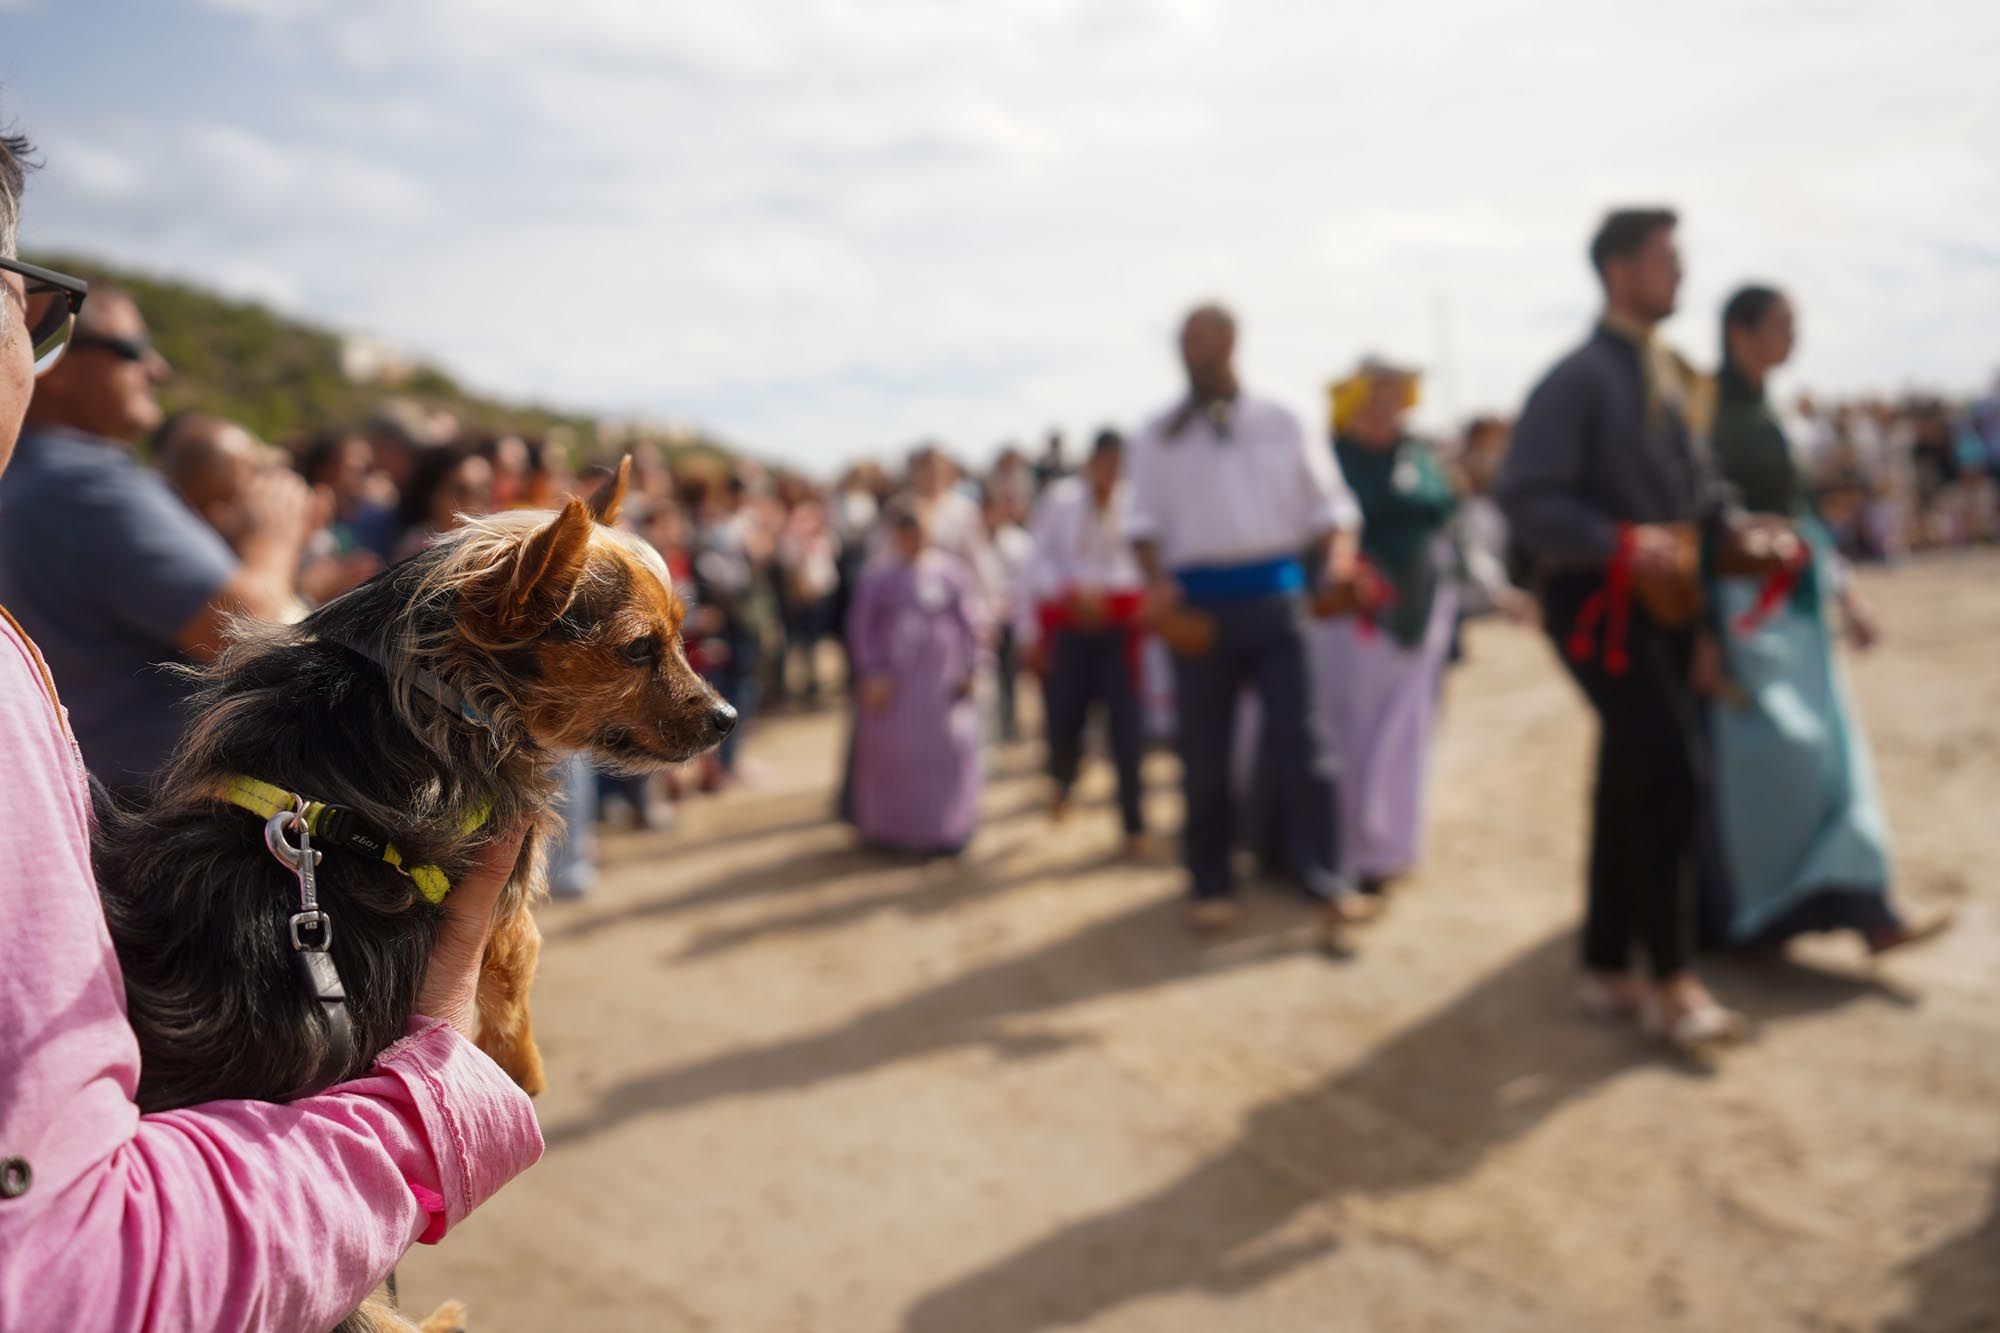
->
xmin=1496 ymin=207 xmax=1754 ymax=1060
xmin=1127 ymin=303 xmax=1369 ymax=939
xmin=0 ymin=127 xmax=543 ymax=1333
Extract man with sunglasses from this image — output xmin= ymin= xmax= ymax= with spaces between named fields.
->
xmin=0 ymin=127 xmax=543 ymax=1333
xmin=0 ymin=272 xmax=314 ymax=793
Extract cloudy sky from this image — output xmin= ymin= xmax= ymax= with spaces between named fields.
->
xmin=3 ymin=0 xmax=1994 ymax=469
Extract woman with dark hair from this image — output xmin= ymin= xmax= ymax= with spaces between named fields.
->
xmin=1702 ymin=285 xmax=1943 ymax=953
xmin=298 ymin=428 xmax=399 ymax=561
xmin=391 ymin=444 xmax=494 ymax=562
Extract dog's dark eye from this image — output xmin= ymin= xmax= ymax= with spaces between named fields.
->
xmin=620 ymin=635 xmax=661 ymax=665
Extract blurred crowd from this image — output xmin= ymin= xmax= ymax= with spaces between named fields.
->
xmin=1780 ymin=387 xmax=2000 ymax=559
xmin=6 ymin=276 xmax=1996 ymax=918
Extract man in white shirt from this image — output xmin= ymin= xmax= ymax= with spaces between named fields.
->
xmin=1022 ymin=429 xmax=1148 ymax=853
xmin=1129 ymin=304 xmax=1365 ymax=936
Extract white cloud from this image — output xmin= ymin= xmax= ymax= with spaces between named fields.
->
xmin=30 ymin=0 xmax=2000 ymax=466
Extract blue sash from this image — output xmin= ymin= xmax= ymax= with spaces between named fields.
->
xmin=1175 ymin=555 xmax=1305 ymax=605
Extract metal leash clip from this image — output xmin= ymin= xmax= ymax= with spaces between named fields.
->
xmin=264 ymin=797 xmax=333 ymax=951
xmin=263 ymin=795 xmax=356 ymax=1093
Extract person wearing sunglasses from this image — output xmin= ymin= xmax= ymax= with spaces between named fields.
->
xmin=0 ymin=127 xmax=543 ymax=1333
xmin=0 ymin=264 xmax=316 ymax=795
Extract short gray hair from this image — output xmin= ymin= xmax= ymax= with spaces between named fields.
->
xmin=0 ymin=130 xmax=32 ymax=259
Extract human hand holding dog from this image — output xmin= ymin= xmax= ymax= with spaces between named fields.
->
xmin=417 ymin=822 xmax=531 ymax=1041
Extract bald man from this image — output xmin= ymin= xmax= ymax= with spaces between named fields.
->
xmin=0 ymin=289 xmax=311 ymax=791
xmin=1128 ymin=304 xmax=1366 ymax=941
xmin=156 ymin=412 xmax=264 ymax=541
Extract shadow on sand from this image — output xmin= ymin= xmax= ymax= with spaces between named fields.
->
xmin=1878 ymin=1161 xmax=2000 ymax=1333
xmin=547 ymin=778 xmax=1128 ymax=945
xmin=896 ymin=940 xmax=1909 ymax=1332
xmin=541 ymin=891 xmax=1312 ymax=1151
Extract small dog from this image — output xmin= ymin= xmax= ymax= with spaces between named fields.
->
xmin=93 ymin=458 xmax=732 ymax=1332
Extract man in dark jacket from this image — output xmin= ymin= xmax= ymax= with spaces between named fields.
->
xmin=1497 ymin=207 xmax=1745 ymax=1054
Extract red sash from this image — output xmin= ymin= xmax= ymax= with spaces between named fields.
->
xmin=1038 ymin=589 xmax=1145 ymax=684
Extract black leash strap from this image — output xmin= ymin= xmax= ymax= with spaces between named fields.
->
xmin=263 ymin=803 xmax=358 ymax=1095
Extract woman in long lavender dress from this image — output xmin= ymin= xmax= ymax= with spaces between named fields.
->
xmin=1315 ymin=359 xmax=1460 ymax=893
xmin=847 ymin=499 xmax=987 ymax=854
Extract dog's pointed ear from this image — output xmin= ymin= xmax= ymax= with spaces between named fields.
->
xmin=474 ymin=498 xmax=595 ymax=639
xmin=589 ymin=456 xmax=631 ymax=526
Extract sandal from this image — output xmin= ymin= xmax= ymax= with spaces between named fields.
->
xmin=1325 ymin=893 xmax=1382 ymax=926
xmin=1867 ymin=912 xmax=1955 ymax=956
xmin=1641 ymin=997 xmax=1748 ymax=1063
xmin=1575 ymin=974 xmax=1643 ymax=1022
xmin=1316 ymin=910 xmax=1358 ymax=960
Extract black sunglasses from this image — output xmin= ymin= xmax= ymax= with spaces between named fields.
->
xmin=0 ymin=256 xmax=90 ymax=376
xmin=70 ymin=332 xmax=153 ymax=364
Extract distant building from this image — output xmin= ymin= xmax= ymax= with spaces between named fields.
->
xmin=339 ymin=334 xmax=420 ymax=387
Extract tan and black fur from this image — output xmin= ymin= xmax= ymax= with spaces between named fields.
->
xmin=93 ymin=460 xmax=730 ymax=1331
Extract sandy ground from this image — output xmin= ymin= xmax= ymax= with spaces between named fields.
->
xmin=402 ymin=554 xmax=1999 ymax=1333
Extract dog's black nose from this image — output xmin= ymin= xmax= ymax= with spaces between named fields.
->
xmin=708 ymin=702 xmax=739 ymax=736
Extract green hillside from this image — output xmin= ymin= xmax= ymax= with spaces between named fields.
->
xmin=26 ymin=251 xmax=603 ymax=452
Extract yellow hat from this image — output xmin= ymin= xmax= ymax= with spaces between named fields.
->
xmin=1330 ymin=356 xmax=1421 ymax=434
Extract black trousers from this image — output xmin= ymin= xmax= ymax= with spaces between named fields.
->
xmin=1543 ymin=573 xmax=1705 ymax=980
xmin=1170 ymin=594 xmax=1342 ymax=901
xmin=1042 ymin=627 xmax=1145 ymax=836
xmin=993 ymin=625 xmax=1022 ymax=744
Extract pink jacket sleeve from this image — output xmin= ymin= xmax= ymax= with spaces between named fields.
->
xmin=0 ymin=615 xmax=544 ymax=1333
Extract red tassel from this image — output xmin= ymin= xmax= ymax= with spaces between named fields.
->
xmin=1566 ymin=588 xmax=1606 ymax=664
xmin=1569 ymin=526 xmax=1635 ymax=677
xmin=1354 ymin=557 xmax=1396 ymax=641
xmin=1731 ymin=553 xmax=1806 ymax=637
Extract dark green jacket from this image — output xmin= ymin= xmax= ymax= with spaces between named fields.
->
xmin=1335 ymin=433 xmax=1459 ymax=647
xmin=1711 ymin=365 xmax=1800 ymax=516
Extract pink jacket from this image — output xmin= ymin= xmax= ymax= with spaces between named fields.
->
xmin=0 ymin=611 xmax=544 ymax=1333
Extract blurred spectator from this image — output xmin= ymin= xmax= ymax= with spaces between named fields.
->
xmin=363 ymin=403 xmax=427 ymax=500
xmin=775 ymin=485 xmax=840 ymax=707
xmin=982 ymin=481 xmax=1033 ymax=743
xmin=846 ymin=497 xmax=986 ymax=855
xmin=990 ymin=444 xmax=1035 ymax=518
xmin=1032 ymin=428 xmax=1069 ymax=491
xmin=0 ymin=286 xmax=312 ymax=793
xmin=1021 ymin=428 xmax=1148 ymax=851
xmin=156 ymin=410 xmax=267 ymax=545
xmin=392 ymin=443 xmax=495 ymax=561
xmin=1317 ymin=358 xmax=1460 ymax=896
xmin=521 ymin=436 xmax=575 ymax=509
xmin=688 ymin=471 xmax=774 ymax=786
xmin=830 ymin=462 xmax=885 ymax=685
xmin=1450 ymin=414 xmax=1535 ymax=626
xmin=897 ymin=443 xmax=998 ymax=617
xmin=548 ymin=752 xmax=600 ymax=899
xmin=299 ymin=427 xmax=399 ymax=560
xmin=480 ymin=432 xmax=534 ymax=508
xmin=158 ymin=411 xmax=369 ymax=620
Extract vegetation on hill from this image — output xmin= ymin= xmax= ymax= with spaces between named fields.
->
xmin=26 ymin=252 xmax=622 ymax=454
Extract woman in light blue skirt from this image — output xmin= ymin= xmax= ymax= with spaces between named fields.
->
xmin=1704 ymin=286 xmax=1944 ymax=953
